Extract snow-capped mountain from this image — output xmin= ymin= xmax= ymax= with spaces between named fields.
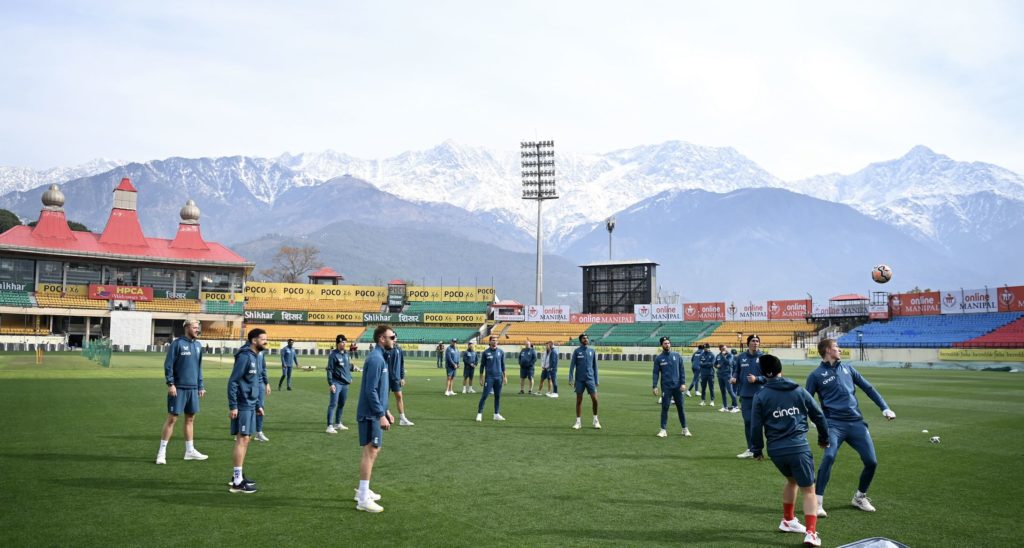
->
xmin=0 ymin=158 xmax=124 ymax=196
xmin=789 ymin=146 xmax=1024 ymax=253
xmin=276 ymin=140 xmax=783 ymax=249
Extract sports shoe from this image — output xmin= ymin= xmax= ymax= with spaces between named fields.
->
xmin=444 ymin=391 xmax=451 ymax=396
xmin=695 ymin=391 xmax=701 ymax=397
xmin=493 ymin=414 xmax=506 ymax=421
xmin=255 ymin=432 xmax=269 ymax=442
xmin=803 ymin=531 xmax=821 ymax=547
xmin=657 ymin=396 xmax=662 ymax=404
xmin=852 ymin=493 xmax=876 ymax=512
xmin=335 ymin=423 xmax=349 ymax=431
xmin=356 ymin=499 xmax=384 ymax=513
xmin=685 ymin=390 xmax=692 ymax=397
xmin=547 ymin=392 xmax=558 ymax=398
xmin=399 ymin=417 xmax=414 ymax=426
xmin=518 ymin=390 xmax=525 ymax=394
xmin=699 ymin=401 xmax=706 ymax=406
xmin=183 ymin=449 xmax=208 ymax=461
xmin=572 ymin=420 xmax=581 ymax=430
xmin=475 ymin=413 xmax=482 ymax=422
xmin=816 ymin=506 xmax=828 ymax=518
xmin=736 ymin=449 xmax=754 ymax=459
xmin=681 ymin=427 xmax=692 ymax=437
xmin=656 ymin=429 xmax=668 ymax=438
xmin=155 ymin=453 xmax=166 ymax=465
xmin=719 ymin=407 xmax=728 ymax=412
xmin=779 ymin=518 xmax=806 ymax=533
xmin=468 ymin=387 xmax=476 ymax=393
xmin=227 ymin=476 xmax=257 ymax=487
xmin=730 ymin=407 xmax=740 ymax=413
xmin=461 ymin=387 xmax=467 ymax=394
xmin=353 ymin=488 xmax=381 ymax=502
xmin=710 ymin=400 xmax=715 ymax=407
xmin=593 ymin=418 xmax=602 ymax=429
xmin=326 ymin=425 xmax=338 ymax=434
xmin=229 ymin=481 xmax=258 ymax=494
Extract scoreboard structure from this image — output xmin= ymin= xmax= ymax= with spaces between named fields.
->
xmin=580 ymin=259 xmax=658 ymax=314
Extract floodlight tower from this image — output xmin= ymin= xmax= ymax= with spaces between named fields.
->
xmin=521 ymin=140 xmax=557 ymax=305
xmin=606 ymin=217 xmax=616 ymax=260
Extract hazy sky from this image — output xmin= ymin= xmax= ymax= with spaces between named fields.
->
xmin=2 ymin=0 xmax=1021 ymax=179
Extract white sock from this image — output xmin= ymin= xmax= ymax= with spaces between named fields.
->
xmin=233 ymin=467 xmax=243 ymax=485
xmin=817 ymin=495 xmax=824 ymax=505
xmin=158 ymin=440 xmax=168 ymax=452
xmin=855 ymin=490 xmax=866 ymax=498
xmin=574 ymin=417 xmax=581 ymax=423
xmin=357 ymin=480 xmax=370 ymax=500
xmin=400 ymin=414 xmax=407 ymax=421
xmin=185 ymin=440 xmax=194 ymax=452
xmin=593 ymin=415 xmax=599 ymax=421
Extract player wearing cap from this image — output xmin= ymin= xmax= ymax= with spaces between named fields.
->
xmin=476 ymin=335 xmax=507 ymax=421
xmin=806 ymin=338 xmax=895 ymax=516
xmin=326 ymin=334 xmax=353 ymax=434
xmin=278 ymin=338 xmax=299 ymax=391
xmin=731 ymin=334 xmax=765 ymax=458
xmin=444 ymin=338 xmax=460 ymax=396
xmin=569 ymin=334 xmax=601 ymax=430
xmin=518 ymin=341 xmax=538 ymax=394
xmin=651 ymin=336 xmax=691 ymax=438
xmin=750 ymin=354 xmax=829 ymax=547
xmin=389 ymin=335 xmax=414 ymax=426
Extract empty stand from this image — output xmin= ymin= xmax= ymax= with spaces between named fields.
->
xmin=494 ymin=322 xmax=590 ymax=346
xmin=357 ymin=326 xmax=480 ymax=344
xmin=404 ymin=301 xmax=490 ymax=315
xmin=697 ymin=321 xmax=816 ymax=348
xmin=245 ymin=324 xmax=366 ymax=343
xmin=204 ymin=301 xmax=245 ymax=314
xmin=957 ymin=316 xmax=1024 ymax=348
xmin=35 ymin=293 xmax=110 ymax=310
xmin=0 ymin=291 xmax=34 ymax=308
xmin=134 ymin=299 xmax=202 ymax=313
xmin=246 ymin=298 xmax=382 ymax=313
xmin=839 ymin=312 xmax=1024 ymax=348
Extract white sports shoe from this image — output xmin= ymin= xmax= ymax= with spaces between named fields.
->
xmin=356 ymin=499 xmax=384 ymax=513
xmin=469 ymin=387 xmax=477 ymax=393
xmin=444 ymin=391 xmax=451 ymax=396
xmin=475 ymin=413 xmax=482 ymax=422
xmin=335 ymin=423 xmax=349 ymax=431
xmin=803 ymin=531 xmax=822 ymax=547
xmin=593 ymin=418 xmax=602 ymax=429
xmin=681 ymin=427 xmax=692 ymax=437
xmin=326 ymin=425 xmax=338 ymax=434
xmin=719 ymin=407 xmax=728 ymax=412
xmin=462 ymin=387 xmax=467 ymax=394
xmin=353 ymin=488 xmax=382 ymax=502
xmin=730 ymin=407 xmax=740 ymax=413
xmin=699 ymin=401 xmax=706 ymax=406
xmin=695 ymin=391 xmax=701 ymax=397
xmin=572 ymin=420 xmax=582 ymax=430
xmin=255 ymin=432 xmax=269 ymax=442
xmin=183 ymin=449 xmax=208 ymax=461
xmin=547 ymin=392 xmax=558 ymax=398
xmin=656 ymin=429 xmax=668 ymax=438
xmin=710 ymin=400 xmax=715 ymax=407
xmin=736 ymin=449 xmax=754 ymax=459
xmin=816 ymin=506 xmax=828 ymax=518
xmin=399 ymin=417 xmax=414 ymax=426
xmin=493 ymin=414 xmax=506 ymax=421
xmin=852 ymin=493 xmax=876 ymax=512
xmin=779 ymin=518 xmax=806 ymax=533
xmin=155 ymin=453 xmax=166 ymax=465
xmin=685 ymin=390 xmax=691 ymax=397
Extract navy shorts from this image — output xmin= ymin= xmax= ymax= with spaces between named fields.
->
xmin=359 ymin=418 xmax=383 ymax=448
xmin=463 ymin=367 xmax=475 ymax=379
xmin=520 ymin=366 xmax=535 ymax=380
xmin=574 ymin=379 xmax=597 ymax=395
xmin=770 ymin=450 xmax=816 ymax=487
xmin=167 ymin=388 xmax=200 ymax=415
xmin=540 ymin=369 xmax=550 ymax=381
xmin=446 ymin=367 xmax=457 ymax=379
xmin=231 ymin=407 xmax=257 ymax=437
xmin=389 ymin=378 xmax=402 ymax=393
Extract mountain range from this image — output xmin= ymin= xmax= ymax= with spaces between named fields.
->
xmin=1 ymin=141 xmax=1021 ymax=304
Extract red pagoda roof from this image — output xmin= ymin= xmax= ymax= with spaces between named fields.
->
xmin=115 ymin=177 xmax=137 ymax=192
xmin=310 ymin=267 xmax=343 ymax=278
xmin=831 ymin=294 xmax=868 ymax=301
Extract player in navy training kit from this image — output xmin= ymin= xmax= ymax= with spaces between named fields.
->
xmin=227 ymin=328 xmax=268 ymax=493
xmin=699 ymin=343 xmax=716 ymax=406
xmin=355 ymin=325 xmax=396 ymax=512
xmin=476 ymin=335 xmax=508 ymax=421
xmin=389 ymin=337 xmax=414 ymax=426
xmin=714 ymin=344 xmax=738 ymax=412
xmin=651 ymin=336 xmax=691 ymax=438
xmin=326 ymin=334 xmax=353 ymax=433
xmin=461 ymin=342 xmax=478 ymax=394
xmin=731 ymin=334 xmax=765 ymax=458
xmin=750 ymin=354 xmax=829 ymax=547
xmin=444 ymin=339 xmax=460 ymax=396
xmin=254 ymin=345 xmax=271 ymax=442
xmin=806 ymin=338 xmax=896 ymax=516
xmin=518 ymin=340 xmax=538 ymax=394
xmin=539 ymin=341 xmax=559 ymax=397
xmin=569 ymin=334 xmax=601 ymax=430
xmin=278 ymin=339 xmax=299 ymax=390
xmin=156 ymin=319 xmax=208 ymax=464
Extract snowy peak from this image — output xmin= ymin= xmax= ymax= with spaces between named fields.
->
xmin=0 ymin=158 xmax=125 ymax=196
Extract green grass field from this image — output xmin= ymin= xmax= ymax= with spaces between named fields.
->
xmin=1 ymin=351 xmax=1021 ymax=547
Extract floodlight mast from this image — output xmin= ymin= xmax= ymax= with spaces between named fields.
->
xmin=606 ymin=217 xmax=616 ymax=260
xmin=521 ymin=140 xmax=558 ymax=305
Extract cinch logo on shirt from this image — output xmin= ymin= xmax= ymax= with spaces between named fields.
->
xmin=822 ymin=375 xmax=836 ymax=385
xmin=772 ymin=406 xmax=802 ymax=418
xmin=180 ymin=349 xmax=192 ymax=356
xmin=382 ymin=367 xmax=388 ymax=374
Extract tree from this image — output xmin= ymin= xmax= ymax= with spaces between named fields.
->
xmin=26 ymin=220 xmax=90 ymax=232
xmin=0 ymin=209 xmax=20 ymax=233
xmin=259 ymin=245 xmax=323 ymax=283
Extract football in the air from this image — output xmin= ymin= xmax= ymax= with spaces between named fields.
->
xmin=872 ymin=264 xmax=893 ymax=284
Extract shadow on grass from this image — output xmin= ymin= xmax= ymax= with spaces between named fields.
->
xmin=527 ymin=526 xmax=792 ymax=546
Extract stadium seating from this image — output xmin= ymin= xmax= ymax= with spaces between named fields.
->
xmin=649 ymin=322 xmax=719 ymax=347
xmin=204 ymin=301 xmax=245 ymax=314
xmin=955 ymin=317 xmax=1024 ymax=348
xmin=0 ymin=291 xmax=34 ymax=308
xmin=404 ymin=301 xmax=490 ymax=315
xmin=839 ymin=312 xmax=1024 ymax=348
xmin=493 ymin=322 xmax=591 ymax=346
xmin=34 ymin=293 xmax=110 ymax=310
xmin=134 ymin=299 xmax=202 ymax=313
xmin=200 ymin=325 xmax=238 ymax=339
xmin=0 ymin=325 xmax=49 ymax=335
xmin=245 ymin=298 xmax=382 ymax=313
xmin=245 ymin=324 xmax=366 ymax=343
xmin=585 ymin=323 xmax=660 ymax=346
xmin=697 ymin=321 xmax=817 ymax=348
xmin=357 ymin=326 xmax=480 ymax=344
